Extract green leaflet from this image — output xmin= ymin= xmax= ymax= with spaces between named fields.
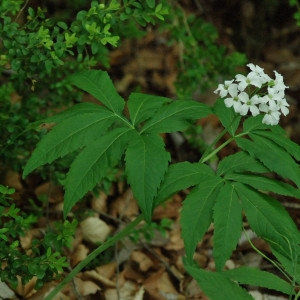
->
xmin=235 ymin=183 xmax=300 ymax=255
xmin=23 ymin=107 xmax=116 ymax=178
xmin=63 ymin=127 xmax=134 ymax=217
xmin=271 ymin=247 xmax=300 ymax=286
xmin=42 ymin=102 xmax=106 ymax=124
xmin=222 ymin=267 xmax=293 ymax=295
xmin=225 ymin=173 xmax=300 ymax=199
xmin=69 ymin=70 xmax=125 ymax=114
xmin=242 ymin=114 xmax=270 ymax=132
xmin=127 ymin=93 xmax=170 ymax=126
xmin=155 ymin=162 xmax=215 ymax=206
xmin=181 ymin=176 xmax=223 ymax=263
xmin=185 ymin=262 xmax=254 ymax=300
xmin=140 ymin=100 xmax=212 ymax=134
xmin=217 ymin=151 xmax=269 ymax=176
xmin=213 ymin=98 xmax=241 ymax=136
xmin=254 ymin=129 xmax=300 ymax=161
xmin=213 ymin=182 xmax=242 ymax=271
xmin=236 ymin=135 xmax=300 ymax=188
xmin=125 ymin=134 xmax=170 ymax=223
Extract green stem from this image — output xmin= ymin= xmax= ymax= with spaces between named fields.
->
xmin=45 ymin=214 xmax=144 ymax=300
xmin=199 ymin=114 xmax=241 ymax=164
xmin=200 ymin=132 xmax=249 ymax=163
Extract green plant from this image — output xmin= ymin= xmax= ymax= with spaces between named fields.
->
xmin=161 ymin=4 xmax=246 ymax=98
xmin=0 ymin=185 xmax=69 ymax=289
xmin=0 ymin=0 xmax=169 ymax=174
xmin=23 ymin=64 xmax=300 ymax=299
xmin=290 ymin=0 xmax=300 ymax=26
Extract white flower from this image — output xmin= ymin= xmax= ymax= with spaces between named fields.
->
xmin=268 ymin=70 xmax=288 ymax=92
xmin=224 ymin=84 xmax=243 ymax=113
xmin=261 ymin=87 xmax=284 ymax=107
xmin=235 ymin=72 xmax=264 ymax=90
xmin=239 ymin=94 xmax=260 ymax=116
xmin=259 ymin=103 xmax=281 ymax=125
xmin=276 ymin=98 xmax=290 ymax=116
xmin=214 ymin=80 xmax=235 ymax=98
xmin=247 ymin=63 xmax=271 ymax=84
xmin=214 ymin=63 xmax=289 ymax=125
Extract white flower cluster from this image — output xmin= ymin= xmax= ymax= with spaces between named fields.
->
xmin=214 ymin=63 xmax=289 ymax=125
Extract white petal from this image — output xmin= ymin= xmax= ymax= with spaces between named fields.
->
xmin=250 ymin=106 xmax=260 ymax=116
xmin=239 ymin=104 xmax=248 ymax=116
xmin=224 ymin=98 xmax=233 ymax=107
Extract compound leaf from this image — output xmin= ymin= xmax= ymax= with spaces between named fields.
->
xmin=213 ymin=183 xmax=242 ymax=271
xmin=69 ymin=70 xmax=125 ymax=114
xmin=125 ymin=133 xmax=170 ymax=223
xmin=155 ymin=162 xmax=215 ymax=206
xmin=23 ymin=107 xmax=116 ymax=178
xmin=141 ymin=100 xmax=212 ymax=134
xmin=222 ymin=267 xmax=293 ymax=295
xmin=63 ymin=127 xmax=133 ymax=217
xmin=185 ymin=262 xmax=253 ymax=300
xmin=127 ymin=93 xmax=170 ymax=126
xmin=181 ymin=176 xmax=223 ymax=263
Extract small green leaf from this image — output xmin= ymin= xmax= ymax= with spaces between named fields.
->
xmin=141 ymin=100 xmax=212 ymax=133
xmin=213 ymin=183 xmax=242 ymax=271
xmin=125 ymin=134 xmax=170 ymax=222
xmin=69 ymin=70 xmax=125 ymax=114
xmin=63 ymin=127 xmax=133 ymax=217
xmin=127 ymin=93 xmax=170 ymax=126
xmin=181 ymin=176 xmax=223 ymax=262
xmin=185 ymin=262 xmax=254 ymax=300
xmin=222 ymin=267 xmax=293 ymax=295
xmin=146 ymin=0 xmax=155 ymax=8
xmin=155 ymin=162 xmax=215 ymax=206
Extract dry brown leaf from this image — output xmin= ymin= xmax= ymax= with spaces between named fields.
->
xmin=144 ymin=268 xmax=180 ymax=300
xmin=15 ymin=276 xmax=36 ymax=298
xmin=91 ymin=191 xmax=108 ymax=213
xmin=80 ymin=216 xmax=110 ymax=244
xmin=122 ymin=263 xmax=145 ymax=283
xmin=4 ymin=170 xmax=23 ymax=191
xmin=70 ymin=244 xmax=89 ymax=267
xmin=28 ymin=282 xmax=63 ymax=300
xmin=109 ymin=189 xmax=139 ymax=219
xmin=164 ymin=224 xmax=184 ymax=251
xmin=73 ymin=277 xmax=100 ymax=297
xmin=130 ymin=250 xmax=154 ymax=272
xmin=83 ymin=270 xmax=115 ymax=288
xmin=34 ymin=182 xmax=63 ymax=204
xmin=19 ymin=228 xmax=43 ymax=250
xmin=185 ymin=279 xmax=208 ymax=299
xmin=96 ymin=262 xmax=116 ymax=280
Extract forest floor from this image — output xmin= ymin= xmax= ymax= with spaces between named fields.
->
xmin=2 ymin=1 xmax=300 ymax=299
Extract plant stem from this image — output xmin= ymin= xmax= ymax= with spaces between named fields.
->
xmin=200 ymin=127 xmax=248 ymax=164
xmin=44 ymin=214 xmax=144 ymax=300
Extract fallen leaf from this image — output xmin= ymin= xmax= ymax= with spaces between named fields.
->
xmin=80 ymin=216 xmax=110 ymax=244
